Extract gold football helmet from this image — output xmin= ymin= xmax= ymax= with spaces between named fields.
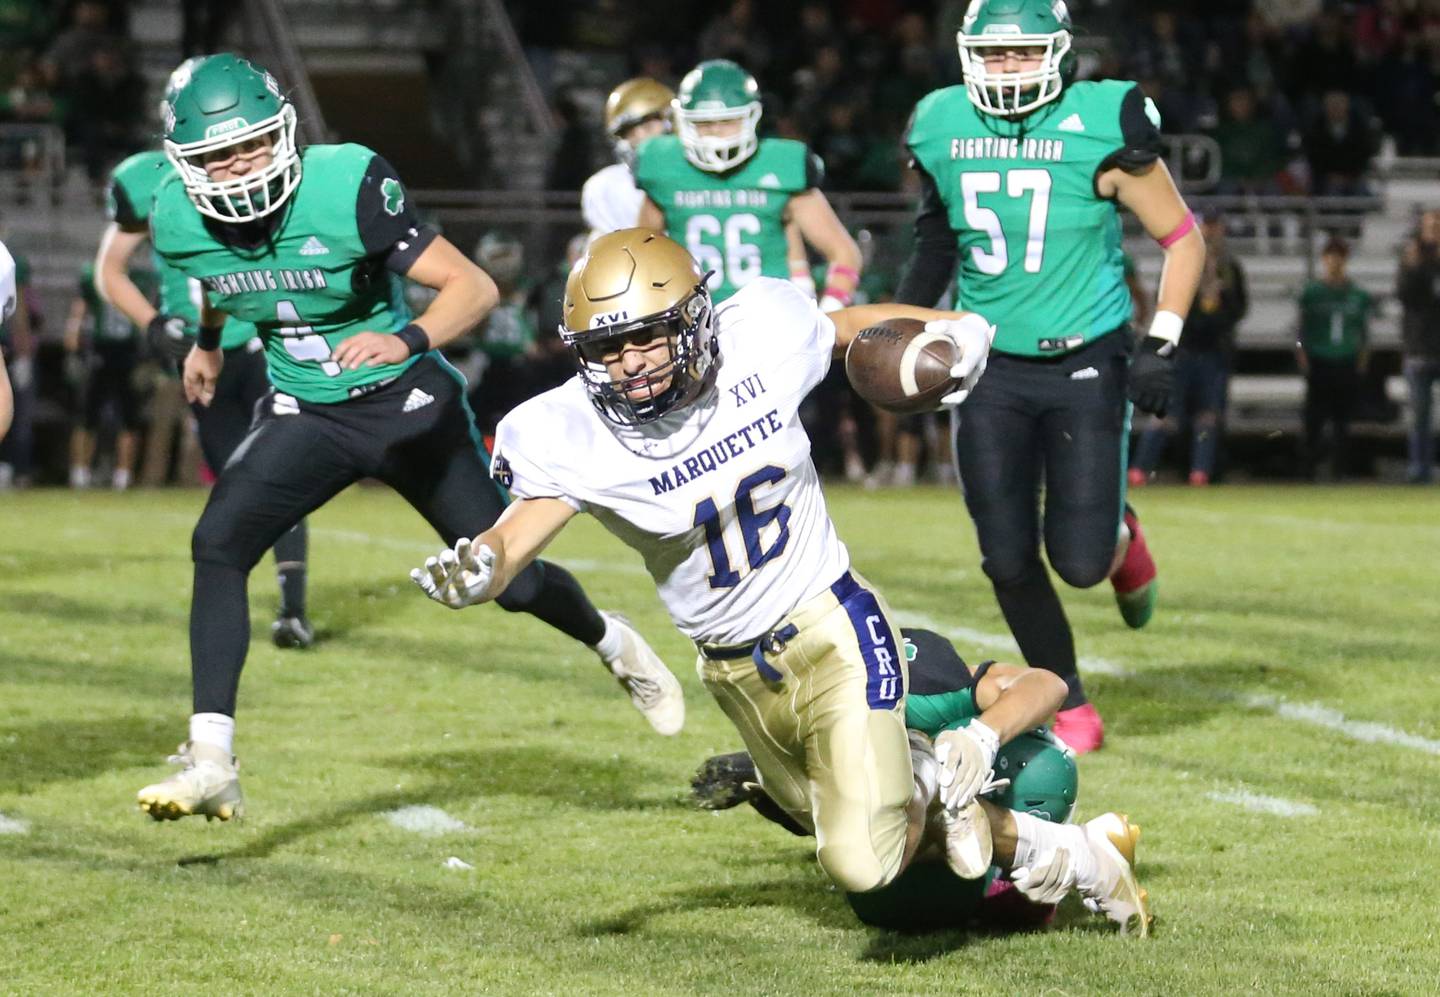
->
xmin=561 ymin=228 xmax=718 ymax=426
xmin=603 ymin=77 xmax=675 ymax=168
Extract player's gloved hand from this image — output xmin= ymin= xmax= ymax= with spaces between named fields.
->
xmin=1128 ymin=336 xmax=1175 ymax=416
xmin=147 ymin=313 xmax=195 ymax=364
xmin=934 ymin=721 xmax=1007 ymax=813
xmin=1012 ymin=847 xmax=1076 ymax=905
xmin=926 ymin=313 xmax=996 ymax=408
xmin=410 ymin=537 xmax=497 ymax=609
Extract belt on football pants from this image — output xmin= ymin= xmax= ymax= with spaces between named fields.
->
xmin=695 ymin=570 xmax=861 ymax=681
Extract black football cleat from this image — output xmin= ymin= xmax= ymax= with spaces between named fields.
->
xmin=271 ymin=614 xmax=315 ymax=650
xmin=690 ymin=751 xmax=762 ymax=811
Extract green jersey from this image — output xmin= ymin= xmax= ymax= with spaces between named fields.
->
xmin=108 ymin=151 xmax=257 ymax=351
xmin=79 ymin=262 xmax=155 ymax=342
xmin=906 ymin=80 xmax=1164 ymax=356
xmin=1299 ymin=280 xmax=1371 ymax=361
xmin=635 ymin=135 xmax=821 ymax=303
xmin=151 ymin=143 xmax=427 ymax=404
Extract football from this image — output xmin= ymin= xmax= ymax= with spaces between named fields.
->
xmin=844 ymin=317 xmax=961 ymax=414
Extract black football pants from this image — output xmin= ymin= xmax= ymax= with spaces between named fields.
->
xmin=953 ymin=331 xmax=1131 ymax=709
xmin=189 ymin=355 xmax=605 ymax=716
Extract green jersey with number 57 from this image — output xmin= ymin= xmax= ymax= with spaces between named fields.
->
xmin=905 ymin=79 xmax=1163 ymax=356
xmin=634 ymin=134 xmax=821 ymax=303
xmin=151 ymin=142 xmax=425 ymax=403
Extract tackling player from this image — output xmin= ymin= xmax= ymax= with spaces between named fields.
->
xmin=691 ymin=627 xmax=1141 ymax=934
xmin=634 ymin=59 xmax=863 ymax=311
xmin=412 ymin=229 xmax=1148 ymax=934
xmin=98 ymin=56 xmax=313 ymax=646
xmin=894 ymin=0 xmax=1206 ymax=752
xmin=136 ymin=56 xmax=685 ymax=824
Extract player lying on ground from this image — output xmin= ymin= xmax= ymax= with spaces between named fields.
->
xmin=693 ymin=626 xmax=1147 ymax=934
xmin=136 ymin=57 xmax=684 ymax=824
xmin=412 ymin=230 xmax=1146 ymax=933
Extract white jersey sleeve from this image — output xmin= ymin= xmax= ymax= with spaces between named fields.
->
xmin=0 ymin=241 xmax=16 ymax=324
xmin=491 ymin=381 xmax=591 ymax=513
xmin=581 ymin=164 xmax=645 ymax=239
xmin=717 ymin=277 xmax=836 ymax=396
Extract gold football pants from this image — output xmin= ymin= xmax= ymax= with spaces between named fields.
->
xmin=697 ymin=571 xmax=913 ymax=893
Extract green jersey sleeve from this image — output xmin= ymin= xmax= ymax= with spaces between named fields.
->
xmin=106 ymin=151 xmax=171 ymax=231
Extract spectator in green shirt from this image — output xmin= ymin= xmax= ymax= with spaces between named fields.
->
xmin=1297 ymin=237 xmax=1372 ymax=479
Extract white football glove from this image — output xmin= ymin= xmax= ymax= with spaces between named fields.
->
xmin=1012 ymin=847 xmax=1077 ymax=905
xmin=926 ymin=314 xmax=995 ymax=408
xmin=409 ymin=537 xmax=497 ymax=609
xmin=934 ymin=720 xmax=1007 ymax=813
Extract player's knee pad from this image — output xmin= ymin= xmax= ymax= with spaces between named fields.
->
xmin=817 ymin=842 xmax=893 ymax=895
xmin=1047 ymin=548 xmax=1112 ymax=589
xmin=980 ymin=547 xmax=1045 ymax=590
xmin=190 ymin=508 xmax=267 ymax=572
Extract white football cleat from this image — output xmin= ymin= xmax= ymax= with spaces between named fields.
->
xmin=942 ymin=798 xmax=994 ymax=880
xmin=1080 ymin=811 xmax=1151 ymax=937
xmin=136 ymin=741 xmax=244 ymax=822
xmin=599 ymin=612 xmax=684 ymax=736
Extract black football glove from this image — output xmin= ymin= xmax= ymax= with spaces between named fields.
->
xmin=147 ymin=313 xmax=196 ymax=364
xmin=1128 ymin=336 xmax=1175 ymax=417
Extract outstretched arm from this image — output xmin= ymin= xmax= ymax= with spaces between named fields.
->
xmin=412 ymin=497 xmax=578 ymax=609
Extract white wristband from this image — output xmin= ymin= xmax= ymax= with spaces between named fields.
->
xmin=966 ymin=719 xmax=1001 ymax=769
xmin=1148 ymin=310 xmax=1184 ymax=347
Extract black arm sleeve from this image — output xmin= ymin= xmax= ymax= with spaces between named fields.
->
xmin=1096 ymin=84 xmax=1165 ymax=183
xmin=900 ymin=628 xmax=971 ymax=696
xmin=356 ymin=153 xmax=439 ymax=274
xmin=804 ymin=149 xmax=825 ymax=191
xmin=107 ymin=181 xmax=146 ymax=232
xmin=894 ymin=161 xmax=959 ymax=306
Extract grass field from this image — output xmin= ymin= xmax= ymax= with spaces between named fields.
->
xmin=2 ymin=483 xmax=1438 ymax=995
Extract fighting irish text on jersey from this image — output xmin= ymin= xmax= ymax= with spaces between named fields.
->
xmin=150 ymin=143 xmax=435 ymax=402
xmin=634 ymin=136 xmax=822 ymax=304
xmin=906 ymin=80 xmax=1163 ymax=356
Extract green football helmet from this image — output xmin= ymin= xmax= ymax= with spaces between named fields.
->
xmin=674 ymin=59 xmax=761 ymax=172
xmin=162 ymin=53 xmax=301 ymax=223
xmin=157 ymin=55 xmax=208 ymax=122
xmin=957 ymin=0 xmax=1076 ymax=118
xmin=987 ymin=728 xmax=1078 ymax=823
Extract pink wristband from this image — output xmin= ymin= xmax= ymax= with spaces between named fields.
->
xmin=1157 ymin=211 xmax=1196 ymax=249
xmin=825 ymin=263 xmax=860 ymax=283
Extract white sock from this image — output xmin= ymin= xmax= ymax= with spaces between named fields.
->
xmin=593 ymin=613 xmax=625 ymax=662
xmin=1011 ymin=811 xmax=1097 ymax=887
xmin=112 ymin=468 xmax=131 ymax=490
xmin=892 ymin=462 xmax=916 ymax=487
xmin=189 ymin=712 xmax=236 ymax=756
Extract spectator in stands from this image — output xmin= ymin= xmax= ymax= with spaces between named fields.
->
xmin=546 ymin=90 xmax=597 ymax=191
xmin=0 ymin=60 xmax=60 ymax=125
xmin=1289 ymin=10 xmax=1360 ymax=106
xmin=1131 ymin=212 xmax=1248 ymax=487
xmin=1297 ymin=237 xmax=1372 ymax=480
xmin=1397 ymin=210 xmax=1440 ymax=483
xmin=1302 ymin=90 xmax=1381 ymax=198
xmin=1127 ymin=11 xmax=1197 ymax=93
xmin=1372 ymin=33 xmax=1438 ymax=156
xmin=65 ymin=46 xmax=145 ymax=182
xmin=40 ymin=0 xmax=125 ymax=90
xmin=697 ymin=0 xmax=771 ymax=74
xmin=1210 ymin=86 xmax=1290 ymax=194
xmin=466 ymin=231 xmax=539 ymax=435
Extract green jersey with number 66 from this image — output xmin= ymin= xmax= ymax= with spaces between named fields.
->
xmin=151 ymin=142 xmax=427 ymax=403
xmin=108 ymin=150 xmax=257 ymax=351
xmin=906 ymin=79 xmax=1163 ymax=356
xmin=634 ymin=134 xmax=821 ymax=303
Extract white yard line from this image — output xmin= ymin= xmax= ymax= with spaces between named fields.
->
xmin=0 ymin=813 xmax=31 ymax=835
xmin=384 ymin=805 xmax=470 ymax=836
xmin=895 ymin=609 xmax=1440 ymax=755
xmin=1206 ymin=787 xmax=1319 ymax=818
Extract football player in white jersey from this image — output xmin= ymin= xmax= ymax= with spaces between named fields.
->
xmin=582 ymin=78 xmax=674 ymax=242
xmin=0 ymin=239 xmax=17 ymax=441
xmin=409 ymin=230 xmax=1150 ymax=932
